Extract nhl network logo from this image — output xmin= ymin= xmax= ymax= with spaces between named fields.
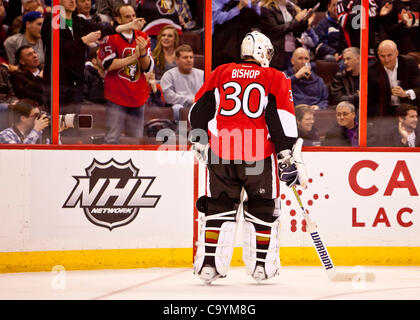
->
xmin=63 ymin=158 xmax=161 ymax=231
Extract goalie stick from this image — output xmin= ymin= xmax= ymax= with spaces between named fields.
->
xmin=291 ymin=186 xmax=375 ymax=282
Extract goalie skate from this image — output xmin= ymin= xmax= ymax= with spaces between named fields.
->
xmin=252 ymin=265 xmax=267 ymax=284
xmin=199 ymin=265 xmax=223 ymax=285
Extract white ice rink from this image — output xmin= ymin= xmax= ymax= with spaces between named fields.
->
xmin=1 ymin=266 xmax=420 ymax=300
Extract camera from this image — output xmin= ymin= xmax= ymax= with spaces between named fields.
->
xmin=38 ymin=112 xmax=93 ymax=129
xmin=59 ymin=114 xmax=93 ymax=129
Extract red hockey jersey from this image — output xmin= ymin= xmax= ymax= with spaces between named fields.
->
xmin=99 ymin=31 xmax=152 ymax=107
xmin=190 ymin=61 xmax=297 ymax=161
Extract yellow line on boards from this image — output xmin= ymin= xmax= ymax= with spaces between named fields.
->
xmin=1 ymin=247 xmax=420 ymax=273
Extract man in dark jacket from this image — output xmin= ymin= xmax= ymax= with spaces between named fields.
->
xmin=330 ymin=47 xmax=360 ymax=107
xmin=9 ymin=45 xmax=45 ymax=105
xmin=382 ymin=0 xmax=420 ymax=55
xmin=312 ymin=0 xmax=346 ymax=61
xmin=367 ymin=40 xmax=420 ymax=120
xmin=260 ymin=0 xmax=310 ymax=71
xmin=212 ymin=0 xmax=261 ymax=69
xmin=368 ymin=104 xmax=419 ymax=147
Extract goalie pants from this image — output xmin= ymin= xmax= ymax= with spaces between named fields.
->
xmin=206 ymin=148 xmax=279 ymax=201
xmin=195 ymin=149 xmax=280 ymax=276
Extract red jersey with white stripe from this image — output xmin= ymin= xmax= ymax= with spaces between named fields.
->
xmin=190 ymin=61 xmax=297 ymax=161
xmin=99 ymin=31 xmax=152 ymax=107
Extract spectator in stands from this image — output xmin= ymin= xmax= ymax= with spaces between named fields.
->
xmin=137 ymin=0 xmax=196 ymax=49
xmin=83 ymin=46 xmax=105 ymax=104
xmin=260 ymin=0 xmax=313 ymax=71
xmin=369 ymin=103 xmax=419 ymax=147
xmin=324 ymin=100 xmax=358 ymax=146
xmin=99 ymin=4 xmax=153 ymax=144
xmin=4 ymin=11 xmax=44 ymax=67
xmin=212 ymin=0 xmax=261 ymax=69
xmin=96 ymin=0 xmax=137 ymax=22
xmin=393 ymin=103 xmax=419 ymax=147
xmin=213 ymin=0 xmax=260 ymax=31
xmin=145 ymin=70 xmax=165 ymax=107
xmin=0 ymin=0 xmax=8 ymax=60
xmin=9 ymin=45 xmax=45 ymax=105
xmin=41 ymin=0 xmax=143 ymax=116
xmin=367 ymin=40 xmax=420 ymax=119
xmin=310 ymin=0 xmax=346 ymax=61
xmin=297 ymin=0 xmax=328 ymax=11
xmin=0 ymin=60 xmax=17 ymax=131
xmin=4 ymin=0 xmax=42 ymax=26
xmin=285 ymin=47 xmax=329 ymax=109
xmin=0 ymin=60 xmax=16 ymax=104
xmin=152 ymin=24 xmax=179 ymax=81
xmin=295 ymin=104 xmax=321 ymax=146
xmin=161 ymin=44 xmax=203 ymax=120
xmin=4 ymin=0 xmax=43 ymax=35
xmin=337 ymin=0 xmax=392 ymax=59
xmin=76 ymin=0 xmax=108 ymax=25
xmin=330 ymin=47 xmax=360 ymax=107
xmin=381 ymin=0 xmax=420 ymax=55
xmin=0 ymin=98 xmax=49 ymax=144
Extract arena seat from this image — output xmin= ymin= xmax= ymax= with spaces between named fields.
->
xmin=179 ymin=31 xmax=203 ymax=54
xmin=314 ymin=108 xmax=336 ymax=140
xmin=315 ymin=60 xmax=340 ymax=87
xmin=193 ymin=54 xmax=205 ymax=71
xmin=144 ymin=105 xmax=174 ymax=123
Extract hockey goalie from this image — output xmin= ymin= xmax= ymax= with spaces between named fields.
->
xmin=189 ymin=31 xmax=308 ymax=285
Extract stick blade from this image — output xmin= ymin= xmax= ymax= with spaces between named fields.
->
xmin=330 ymin=272 xmax=375 ymax=282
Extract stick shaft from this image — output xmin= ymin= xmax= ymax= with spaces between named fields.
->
xmin=291 ymin=186 xmax=335 ymax=273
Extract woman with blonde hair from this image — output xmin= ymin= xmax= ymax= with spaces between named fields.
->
xmin=152 ymin=24 xmax=179 ymax=80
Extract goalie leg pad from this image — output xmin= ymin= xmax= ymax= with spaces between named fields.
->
xmin=242 ymin=198 xmax=280 ymax=279
xmin=194 ymin=193 xmax=239 ymax=277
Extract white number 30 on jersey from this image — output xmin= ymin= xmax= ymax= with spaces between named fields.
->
xmin=220 ymin=82 xmax=268 ymax=119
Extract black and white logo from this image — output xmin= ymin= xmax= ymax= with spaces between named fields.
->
xmin=63 ymin=158 xmax=161 ymax=230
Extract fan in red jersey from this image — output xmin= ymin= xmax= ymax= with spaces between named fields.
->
xmin=189 ymin=31 xmax=309 ymax=285
xmin=99 ymin=4 xmax=154 ymax=144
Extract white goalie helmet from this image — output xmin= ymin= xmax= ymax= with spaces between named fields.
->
xmin=241 ymin=31 xmax=274 ymax=68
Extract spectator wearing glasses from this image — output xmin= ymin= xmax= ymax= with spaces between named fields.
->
xmin=324 ymin=101 xmax=358 ymax=146
xmin=0 ymin=99 xmax=49 ymax=144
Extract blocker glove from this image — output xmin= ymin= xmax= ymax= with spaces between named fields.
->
xmin=278 ymin=138 xmax=308 ymax=188
xmin=191 ymin=142 xmax=209 ymax=164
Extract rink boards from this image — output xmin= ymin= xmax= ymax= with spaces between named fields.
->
xmin=0 ymin=149 xmax=419 ymax=272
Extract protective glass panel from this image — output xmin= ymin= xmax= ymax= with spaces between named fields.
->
xmin=54 ymin=0 xmax=204 ymax=145
xmin=366 ymin=0 xmax=420 ymax=147
xmin=0 ymin=0 xmax=51 ymax=145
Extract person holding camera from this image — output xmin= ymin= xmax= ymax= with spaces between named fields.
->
xmin=0 ymin=99 xmax=49 ymax=144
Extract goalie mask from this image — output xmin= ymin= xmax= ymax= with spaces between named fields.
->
xmin=241 ymin=31 xmax=274 ymax=68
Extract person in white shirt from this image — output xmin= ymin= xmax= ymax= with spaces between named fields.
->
xmin=367 ymin=40 xmax=420 ymax=119
xmin=160 ymin=44 xmax=204 ymax=120
xmin=4 ymin=11 xmax=45 ymax=67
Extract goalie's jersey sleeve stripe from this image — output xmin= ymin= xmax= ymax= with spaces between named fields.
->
xmin=265 ymin=93 xmax=297 ymax=154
